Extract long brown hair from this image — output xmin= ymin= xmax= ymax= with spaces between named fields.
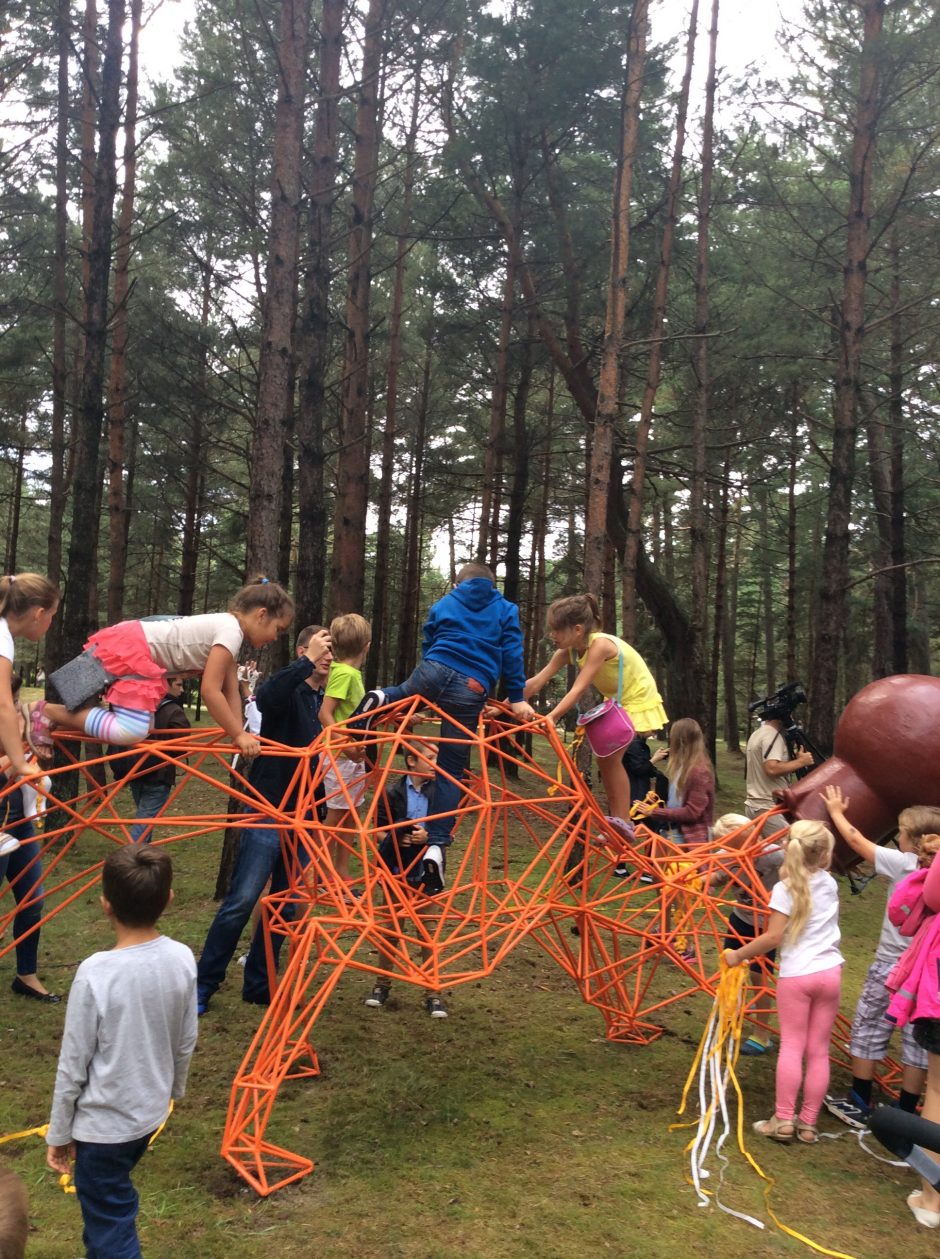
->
xmin=665 ymin=717 xmax=712 ymax=795
xmin=0 ymin=573 xmax=59 ymax=621
xmin=229 ymin=576 xmax=294 ymax=621
xmin=545 ymin=593 xmax=601 ymax=634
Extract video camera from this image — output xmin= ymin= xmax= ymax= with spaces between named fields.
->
xmin=748 ymin=681 xmax=807 ymax=725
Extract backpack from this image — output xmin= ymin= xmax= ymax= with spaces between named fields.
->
xmin=888 ymin=868 xmax=933 ymax=938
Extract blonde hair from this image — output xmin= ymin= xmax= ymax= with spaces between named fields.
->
xmin=229 ymin=576 xmax=294 ymax=620
xmin=917 ymin=834 xmax=940 ymax=869
xmin=665 ymin=717 xmax=713 ymax=796
xmin=0 ymin=573 xmax=59 ymax=621
xmin=329 ymin=613 xmax=371 ymax=660
xmin=781 ymin=820 xmax=835 ymax=943
xmin=712 ymin=813 xmax=751 ymax=841
xmin=546 ymin=593 xmax=601 ymax=634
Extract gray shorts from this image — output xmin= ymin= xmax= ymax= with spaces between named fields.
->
xmin=849 ymin=957 xmax=928 ymax=1069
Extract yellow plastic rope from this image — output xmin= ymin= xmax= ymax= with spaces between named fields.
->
xmin=0 ymin=1102 xmax=173 ymax=1197
xmin=673 ymin=955 xmax=858 ymax=1258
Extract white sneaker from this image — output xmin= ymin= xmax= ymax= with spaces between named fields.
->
xmin=422 ymin=844 xmax=445 ymax=894
xmin=0 ymin=833 xmax=21 ymax=858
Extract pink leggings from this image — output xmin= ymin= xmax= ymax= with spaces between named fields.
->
xmin=774 ymin=965 xmax=842 ymax=1125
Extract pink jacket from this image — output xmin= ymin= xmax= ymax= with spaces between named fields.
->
xmin=886 ymin=856 xmax=940 ymax=1027
xmin=645 ymin=762 xmax=714 ymax=845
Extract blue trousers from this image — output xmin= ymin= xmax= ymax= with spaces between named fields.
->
xmin=74 ymin=1132 xmax=153 ymax=1259
xmin=129 ymin=779 xmax=171 ymax=844
xmin=0 ymin=819 xmax=43 ymax=975
xmin=197 ymin=821 xmax=303 ymax=1004
xmin=381 ymin=659 xmax=487 ymax=847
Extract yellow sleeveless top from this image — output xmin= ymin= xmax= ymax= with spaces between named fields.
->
xmin=574 ymin=632 xmax=668 ymax=734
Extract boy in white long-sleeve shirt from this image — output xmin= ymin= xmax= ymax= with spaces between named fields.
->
xmin=46 ymin=846 xmax=197 ymax=1258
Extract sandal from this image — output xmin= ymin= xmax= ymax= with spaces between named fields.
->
xmin=752 ymin=1115 xmax=795 ymax=1143
xmin=24 ymin=701 xmax=53 ymax=755
xmin=796 ymin=1122 xmax=818 ymax=1144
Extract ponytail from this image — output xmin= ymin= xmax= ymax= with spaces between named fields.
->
xmin=782 ymin=820 xmax=834 ymax=942
xmin=229 ymin=576 xmax=294 ymax=621
xmin=0 ymin=573 xmax=59 ymax=621
xmin=546 ymin=593 xmax=602 ymax=635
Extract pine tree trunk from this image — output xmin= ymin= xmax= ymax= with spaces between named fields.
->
xmin=810 ymin=0 xmax=884 ymax=752
xmin=369 ymin=67 xmax=421 ymax=687
xmin=478 ymin=263 xmax=514 ymax=566
xmin=621 ymin=0 xmax=697 ymax=637
xmin=296 ymin=0 xmax=343 ymax=628
xmin=246 ymin=0 xmax=309 ymax=577
xmin=106 ymin=0 xmax=141 ymax=625
xmin=327 ymin=0 xmax=386 ymax=617
xmin=888 ymin=229 xmax=908 ymax=673
xmin=503 ymin=315 xmax=533 ymax=607
xmin=396 ymin=338 xmax=431 ymax=681
xmin=60 ymin=0 xmax=124 ymax=662
xmin=585 ymin=0 xmax=648 ymax=597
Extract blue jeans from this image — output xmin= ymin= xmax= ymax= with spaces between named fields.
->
xmin=196 ymin=820 xmax=303 ymax=1004
xmin=129 ymin=780 xmax=171 ymax=844
xmin=381 ymin=660 xmax=487 ymax=847
xmin=74 ymin=1132 xmax=152 ymax=1258
xmin=0 ymin=819 xmax=43 ymax=976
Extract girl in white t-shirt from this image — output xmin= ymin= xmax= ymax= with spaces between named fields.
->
xmin=725 ymin=819 xmax=843 ymax=1145
xmin=26 ymin=578 xmax=294 ymax=759
xmin=0 ymin=575 xmax=60 ymax=845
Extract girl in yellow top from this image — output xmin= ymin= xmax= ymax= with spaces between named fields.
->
xmin=525 ymin=593 xmax=667 ymax=822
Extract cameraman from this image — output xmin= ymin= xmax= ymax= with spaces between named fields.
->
xmin=745 ymin=704 xmax=813 ymax=835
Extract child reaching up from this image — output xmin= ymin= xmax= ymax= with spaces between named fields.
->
xmin=26 ymin=578 xmax=294 ymax=758
xmin=725 ymin=819 xmax=843 ymax=1145
xmin=822 ymin=786 xmax=940 ymax=1127
xmin=0 ymin=574 xmax=59 ymax=796
xmin=524 ymin=593 xmax=667 ymax=824
xmin=320 ymin=614 xmax=371 ymax=885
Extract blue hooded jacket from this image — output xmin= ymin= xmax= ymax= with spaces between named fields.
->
xmin=422 ymin=578 xmax=526 ymax=701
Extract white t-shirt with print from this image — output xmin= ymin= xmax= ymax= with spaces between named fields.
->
xmin=140 ymin=613 xmax=244 ymax=674
xmin=0 ymin=617 xmax=14 ymax=666
xmin=771 ymin=869 xmax=843 ymax=979
xmin=873 ymin=846 xmax=919 ymax=966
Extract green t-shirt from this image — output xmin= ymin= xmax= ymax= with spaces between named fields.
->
xmin=324 ymin=660 xmax=365 ymax=723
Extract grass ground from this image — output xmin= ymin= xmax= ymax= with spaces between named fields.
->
xmin=0 ymin=723 xmax=926 ymax=1258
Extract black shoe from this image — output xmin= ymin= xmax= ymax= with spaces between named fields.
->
xmin=422 ymin=844 xmax=445 ymax=895
xmin=11 ymin=976 xmax=60 ymax=1004
xmin=426 ymin=995 xmax=448 ymax=1019
xmin=242 ymin=991 xmax=270 ymax=1007
xmin=364 ymin=983 xmax=390 ymax=1008
xmin=351 ymin=688 xmax=387 ymax=733
xmin=613 ymin=864 xmax=630 ymax=878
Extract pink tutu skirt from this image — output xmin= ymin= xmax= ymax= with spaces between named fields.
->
xmin=85 ymin=620 xmax=167 ymax=712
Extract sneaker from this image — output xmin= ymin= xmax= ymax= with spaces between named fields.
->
xmin=740 ymin=1036 xmax=775 ymax=1056
xmin=24 ymin=701 xmax=53 ymax=755
xmin=236 ymin=953 xmax=247 ymax=968
xmin=613 ymin=864 xmax=630 ymax=878
xmin=639 ymin=872 xmax=654 ymax=885
xmin=0 ymin=832 xmax=21 ymax=858
xmin=364 ymin=983 xmax=390 ymax=1008
xmin=352 ymin=689 xmax=387 ymax=732
xmin=426 ymin=995 xmax=448 ymax=1018
xmin=422 ymin=844 xmax=445 ymax=895
xmin=823 ymin=1091 xmax=871 ymax=1130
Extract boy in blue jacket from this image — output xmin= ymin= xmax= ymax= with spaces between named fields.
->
xmin=357 ymin=564 xmax=534 ymax=892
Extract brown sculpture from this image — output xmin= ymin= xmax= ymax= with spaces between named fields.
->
xmin=781 ymin=674 xmax=940 ymax=866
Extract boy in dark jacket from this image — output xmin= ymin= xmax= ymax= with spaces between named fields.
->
xmin=365 ymin=741 xmax=448 ymax=1017
xmin=126 ymin=676 xmax=190 ymax=843
xmin=357 ymin=564 xmax=535 ymax=893
xmin=197 ymin=625 xmax=331 ymax=1014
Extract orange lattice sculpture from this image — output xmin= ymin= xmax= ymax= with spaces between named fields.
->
xmin=0 ymin=709 xmax=869 ymax=1197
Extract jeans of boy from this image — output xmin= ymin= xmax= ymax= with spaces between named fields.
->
xmin=197 ymin=819 xmax=305 ymax=1004
xmin=380 ymin=660 xmax=487 ymax=847
xmin=0 ymin=820 xmax=43 ymax=975
xmin=129 ymin=779 xmax=171 ymax=844
xmin=74 ymin=1131 xmax=153 ymax=1259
